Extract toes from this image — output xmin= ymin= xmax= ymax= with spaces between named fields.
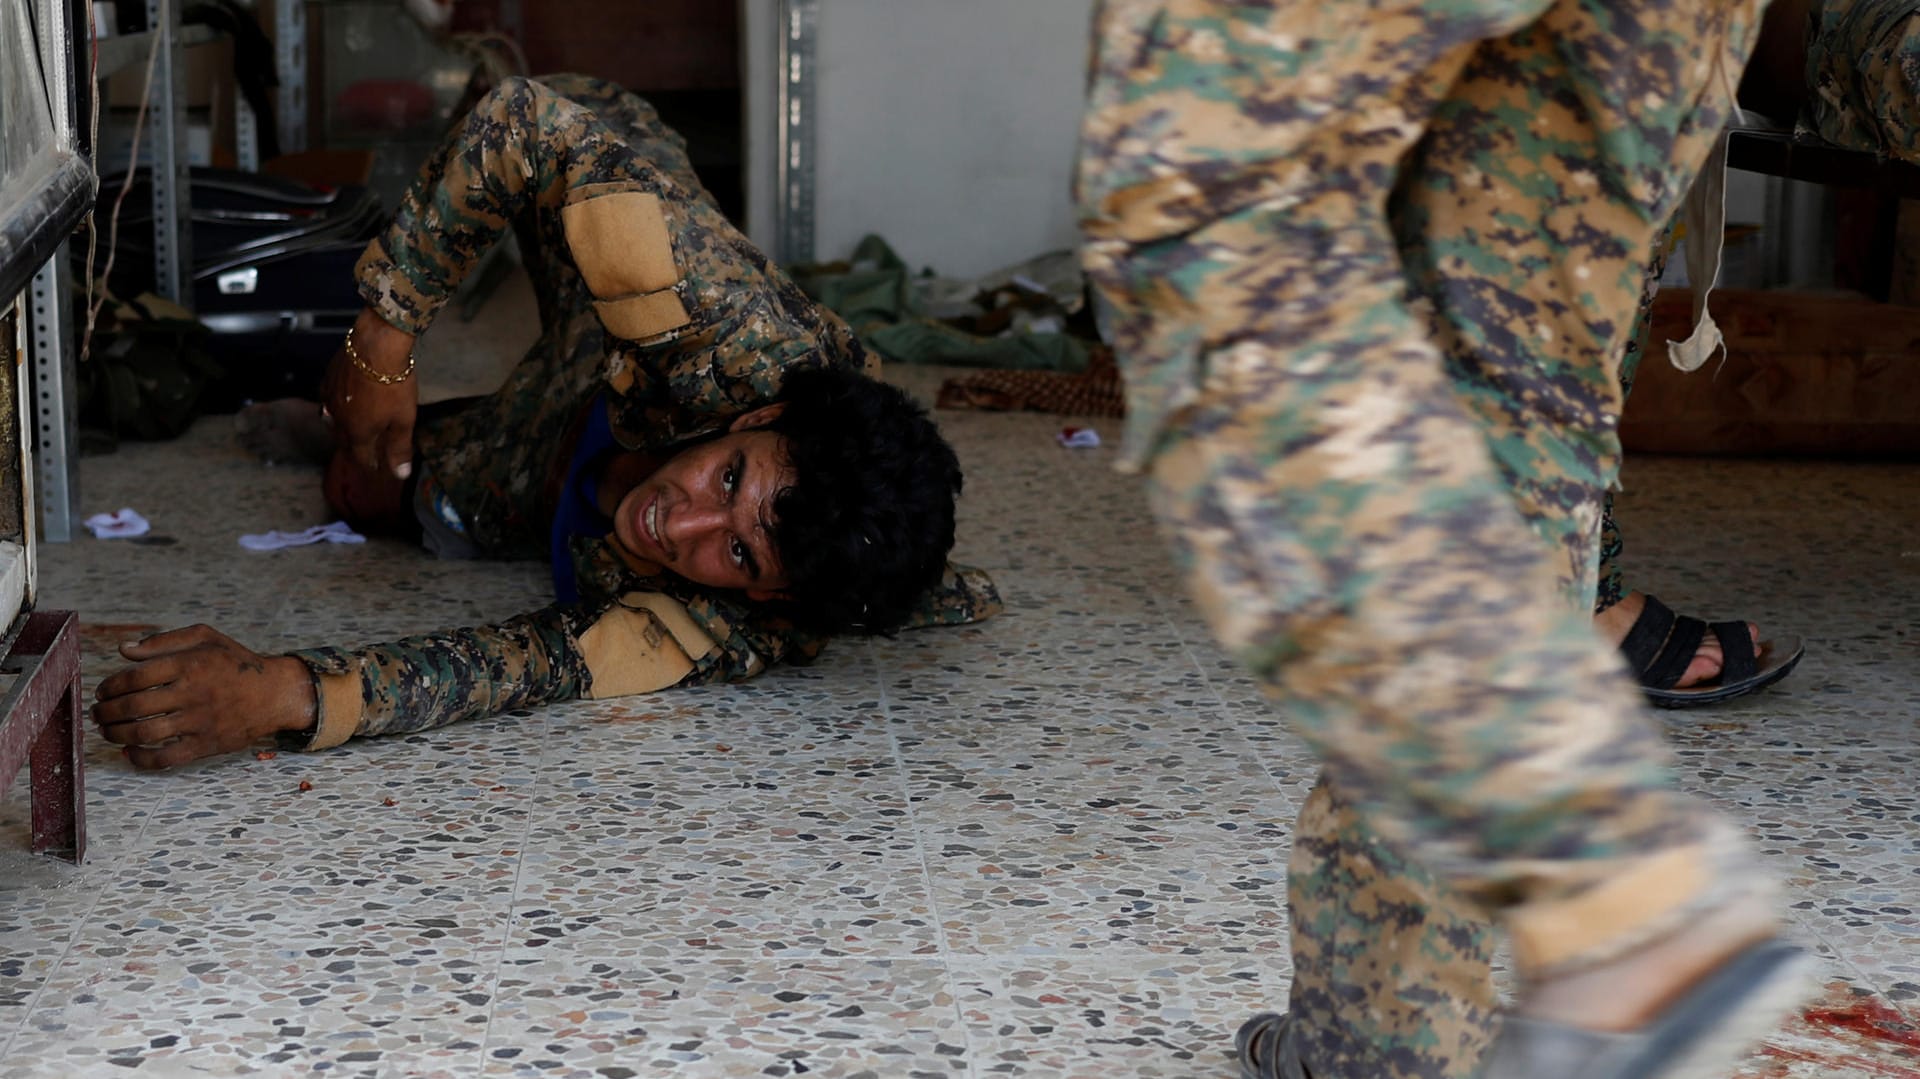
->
xmin=1679 ymin=652 xmax=1724 ymax=688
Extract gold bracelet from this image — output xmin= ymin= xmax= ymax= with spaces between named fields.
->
xmin=343 ymin=325 xmax=417 ymax=385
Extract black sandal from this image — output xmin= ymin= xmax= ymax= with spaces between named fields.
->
xmin=1619 ymin=595 xmax=1804 ymax=709
xmin=1236 ymin=1012 xmax=1310 ymax=1079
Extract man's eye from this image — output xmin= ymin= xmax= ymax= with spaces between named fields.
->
xmin=722 ymin=467 xmax=737 ymax=495
xmin=729 ymin=537 xmax=747 ymax=567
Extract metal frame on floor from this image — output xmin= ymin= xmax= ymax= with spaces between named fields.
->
xmin=0 ymin=611 xmax=84 ymax=863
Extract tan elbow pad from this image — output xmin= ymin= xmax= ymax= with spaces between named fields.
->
xmin=577 ymin=592 xmax=717 ymax=698
xmin=563 ymin=188 xmax=691 ymax=344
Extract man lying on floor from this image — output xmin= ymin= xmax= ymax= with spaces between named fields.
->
xmin=88 ymin=74 xmax=1001 ymax=769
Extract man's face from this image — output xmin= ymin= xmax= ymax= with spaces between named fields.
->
xmin=610 ymin=409 xmax=796 ymax=601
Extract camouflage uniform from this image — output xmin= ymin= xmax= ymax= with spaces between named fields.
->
xmin=1806 ymin=0 xmax=1920 ymax=161
xmin=1077 ymin=3 xmax=1771 ymax=1077
xmin=281 ymin=75 xmax=999 ymax=753
xmin=1595 ymin=226 xmax=1675 ymax=614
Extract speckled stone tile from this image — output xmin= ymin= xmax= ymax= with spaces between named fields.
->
xmin=8 ymin=942 xmax=493 ymax=1078
xmin=0 ymin=850 xmax=114 ymax=1023
xmin=515 ymin=760 xmax=942 ymax=959
xmin=1676 ymin=748 xmax=1920 ymax=886
xmin=898 ymin=723 xmax=1292 ymax=830
xmin=0 ymin=360 xmax=1910 ymax=1077
xmin=952 ymin=954 xmax=1282 ymax=1077
xmin=1660 ymin=698 xmax=1920 ymax=753
xmin=919 ymin=818 xmax=1288 ymax=959
xmin=1790 ymin=929 xmax=1920 ymax=1016
xmin=478 ymin=955 xmax=969 ymax=1078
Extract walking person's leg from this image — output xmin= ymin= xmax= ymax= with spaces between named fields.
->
xmin=1582 ymin=227 xmax=1804 ymax=707
xmin=1077 ymin=3 xmax=1809 ymax=1076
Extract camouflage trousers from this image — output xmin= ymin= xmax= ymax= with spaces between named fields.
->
xmin=1594 ymin=223 xmax=1676 ymax=614
xmin=1078 ymin=2 xmax=1769 ymax=1077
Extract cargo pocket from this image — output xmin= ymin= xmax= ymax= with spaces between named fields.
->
xmin=562 ymin=186 xmax=692 ymax=345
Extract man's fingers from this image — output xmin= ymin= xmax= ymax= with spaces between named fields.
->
xmin=118 ymin=624 xmax=222 ymax=660
xmin=124 ymin=737 xmax=215 ymax=771
xmin=93 ymin=707 xmax=192 ymax=747
xmin=344 ymin=423 xmax=384 ymax=472
xmin=92 ymin=679 xmax=190 ymax=727
xmin=94 ymin=654 xmax=191 ymax=702
xmin=381 ymin=421 xmax=414 ymax=481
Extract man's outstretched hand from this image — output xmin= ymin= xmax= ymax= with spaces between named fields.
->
xmin=92 ymin=625 xmax=318 ymax=770
xmin=323 ymin=308 xmax=419 ymax=480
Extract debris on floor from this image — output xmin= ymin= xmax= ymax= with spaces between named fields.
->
xmin=84 ymin=508 xmax=152 ymax=539
xmin=238 ymin=520 xmax=367 ymax=551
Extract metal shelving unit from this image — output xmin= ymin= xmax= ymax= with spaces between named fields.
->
xmin=146 ymin=0 xmax=196 ymax=308
xmin=25 ymin=0 xmax=283 ymax=542
xmin=19 ymin=0 xmax=91 ymax=545
xmin=277 ymin=0 xmax=307 ymax=154
xmin=775 ymin=0 xmax=819 ymax=267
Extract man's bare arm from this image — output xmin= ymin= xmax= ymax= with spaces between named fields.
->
xmin=324 ymin=308 xmax=419 ymax=481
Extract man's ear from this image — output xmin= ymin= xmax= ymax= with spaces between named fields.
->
xmin=730 ymin=403 xmax=787 ymax=431
xmin=745 ymin=587 xmax=793 ymax=604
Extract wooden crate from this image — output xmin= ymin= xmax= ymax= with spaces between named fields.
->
xmin=1621 ymin=288 xmax=1920 ymax=457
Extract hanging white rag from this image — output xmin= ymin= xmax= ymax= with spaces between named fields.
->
xmin=239 ymin=521 xmax=367 ymax=551
xmin=84 ymin=508 xmax=151 ymax=539
xmin=1666 ymin=131 xmax=1733 ymax=374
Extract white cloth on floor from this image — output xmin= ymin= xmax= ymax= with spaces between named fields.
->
xmin=239 ymin=521 xmax=367 ymax=551
xmin=85 ymin=508 xmax=151 ymax=539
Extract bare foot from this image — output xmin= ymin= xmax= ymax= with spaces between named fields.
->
xmin=235 ymin=398 xmax=334 ymax=466
xmin=1520 ymin=893 xmax=1779 ymax=1032
xmin=1595 ymin=591 xmax=1760 ymax=687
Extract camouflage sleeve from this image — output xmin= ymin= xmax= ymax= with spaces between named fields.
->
xmin=353 ymin=75 xmax=691 ymax=337
xmin=568 ymin=534 xmax=832 ymax=682
xmin=354 ymin=72 xmax=874 ymax=450
xmin=275 ymin=596 xmax=696 ymax=751
xmin=897 ymin=562 xmax=1005 ymax=630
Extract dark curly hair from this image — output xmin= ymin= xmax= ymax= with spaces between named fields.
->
xmin=762 ymin=366 xmax=961 ymax=635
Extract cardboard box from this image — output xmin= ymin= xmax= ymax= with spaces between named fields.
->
xmin=102 ymin=30 xmax=237 ymax=167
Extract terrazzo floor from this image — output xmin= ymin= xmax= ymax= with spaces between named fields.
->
xmin=1 ymin=306 xmax=1916 ymax=1076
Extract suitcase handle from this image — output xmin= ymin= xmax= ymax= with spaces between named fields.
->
xmin=199 ymin=310 xmax=359 ymax=335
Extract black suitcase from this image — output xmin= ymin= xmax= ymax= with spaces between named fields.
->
xmin=91 ymin=166 xmax=385 ymax=409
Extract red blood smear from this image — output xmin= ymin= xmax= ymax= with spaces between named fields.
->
xmin=1755 ymin=1044 xmax=1920 ymax=1078
xmin=1743 ymin=993 xmax=1920 ymax=1078
xmin=1803 ymin=997 xmax=1920 ymax=1053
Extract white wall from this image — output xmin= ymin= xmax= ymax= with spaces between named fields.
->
xmin=744 ymin=0 xmax=1096 ymax=278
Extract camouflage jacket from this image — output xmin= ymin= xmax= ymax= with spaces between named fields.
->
xmin=282 ymin=75 xmax=1000 ymax=752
